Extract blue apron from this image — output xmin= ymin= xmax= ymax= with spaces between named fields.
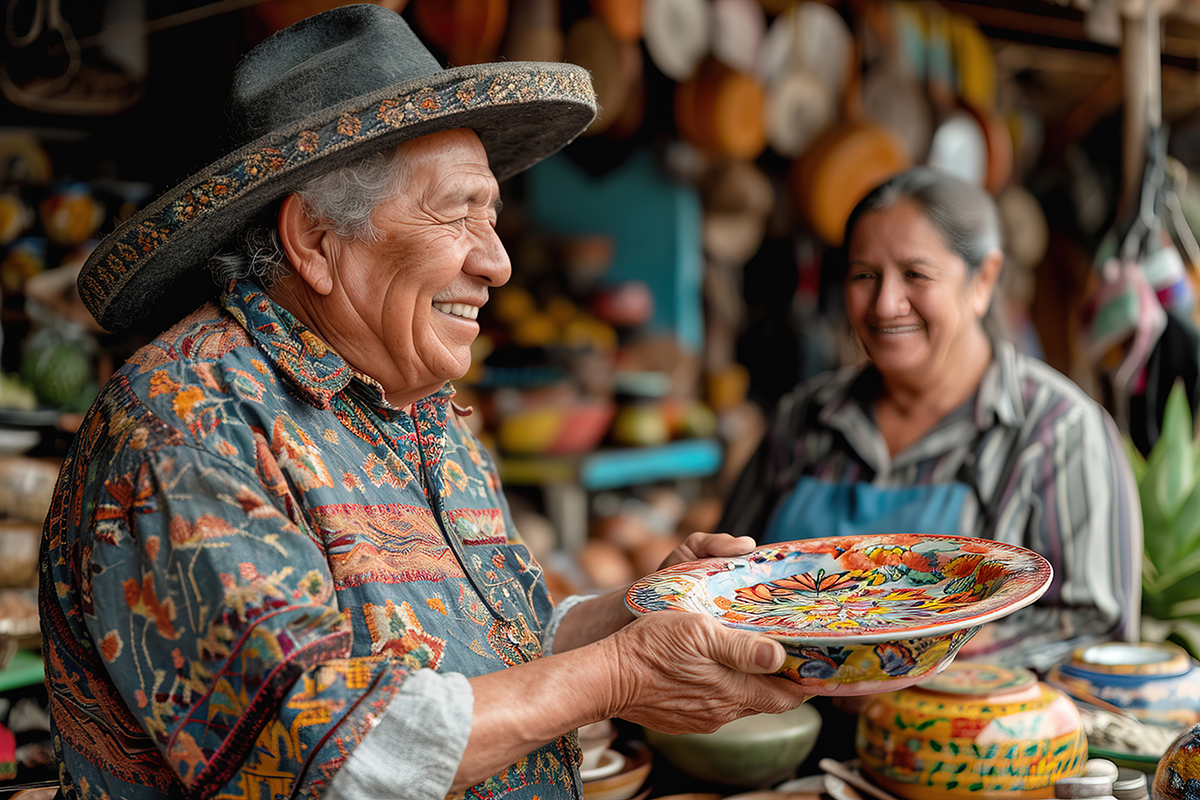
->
xmin=761 ymin=476 xmax=973 ymax=543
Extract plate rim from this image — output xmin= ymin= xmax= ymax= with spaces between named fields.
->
xmin=624 ymin=533 xmax=1053 ymax=644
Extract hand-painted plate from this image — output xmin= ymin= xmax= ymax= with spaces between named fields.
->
xmin=625 ymin=534 xmax=1052 ymax=645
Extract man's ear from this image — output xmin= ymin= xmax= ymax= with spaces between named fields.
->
xmin=279 ymin=193 xmax=334 ymax=295
xmin=972 ymin=247 xmax=1004 ymax=318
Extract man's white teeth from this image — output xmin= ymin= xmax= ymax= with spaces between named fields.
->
xmin=433 ymin=303 xmax=479 ymax=320
xmin=879 ymin=326 xmax=919 ymax=333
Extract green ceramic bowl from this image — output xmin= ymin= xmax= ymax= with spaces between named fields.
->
xmin=643 ymin=703 xmax=822 ymax=788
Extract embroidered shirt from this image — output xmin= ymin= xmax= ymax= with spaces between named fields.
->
xmin=719 ymin=340 xmax=1144 ymax=672
xmin=39 ymin=281 xmax=582 ymax=800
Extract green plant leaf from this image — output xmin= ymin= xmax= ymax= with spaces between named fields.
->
xmin=1125 ymin=437 xmax=1148 ymax=483
xmin=1156 ymin=381 xmax=1196 ymax=520
xmin=1172 ymin=486 xmax=1200 ymax=558
xmin=1141 ymin=478 xmax=1174 ymax=570
xmin=1143 ymin=544 xmax=1200 ymax=596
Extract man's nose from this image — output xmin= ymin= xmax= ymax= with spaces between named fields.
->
xmin=469 ymin=226 xmax=512 ymax=287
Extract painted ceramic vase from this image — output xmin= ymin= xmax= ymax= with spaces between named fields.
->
xmin=1046 ymin=642 xmax=1200 ymax=727
xmin=856 ymin=661 xmax=1088 ymax=800
xmin=1153 ymin=724 xmax=1200 ymax=800
xmin=626 ymin=534 xmax=1053 ymax=696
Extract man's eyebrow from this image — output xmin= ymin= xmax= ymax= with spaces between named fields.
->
xmin=493 ymin=198 xmax=504 ymax=214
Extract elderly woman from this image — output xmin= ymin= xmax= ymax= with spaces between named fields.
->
xmin=39 ymin=7 xmax=808 ymax=800
xmin=721 ymin=167 xmax=1142 ymax=673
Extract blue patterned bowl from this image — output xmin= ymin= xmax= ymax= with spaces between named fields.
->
xmin=1047 ymin=642 xmax=1200 ymax=727
xmin=626 ymin=534 xmax=1053 ymax=696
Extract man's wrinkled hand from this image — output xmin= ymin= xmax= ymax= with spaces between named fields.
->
xmin=602 ymin=611 xmax=809 ymax=735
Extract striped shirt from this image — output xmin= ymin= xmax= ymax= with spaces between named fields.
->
xmin=719 ymin=339 xmax=1143 ymax=672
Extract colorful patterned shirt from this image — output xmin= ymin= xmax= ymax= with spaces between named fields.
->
xmin=39 ymin=281 xmax=582 ymax=800
xmin=719 ymin=340 xmax=1144 ymax=672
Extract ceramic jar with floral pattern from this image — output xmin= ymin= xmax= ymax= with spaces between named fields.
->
xmin=856 ymin=660 xmax=1088 ymax=800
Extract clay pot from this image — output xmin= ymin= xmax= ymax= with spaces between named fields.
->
xmin=857 ymin=661 xmax=1088 ymax=800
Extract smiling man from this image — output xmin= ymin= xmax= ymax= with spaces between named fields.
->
xmin=39 ymin=6 xmax=811 ymax=800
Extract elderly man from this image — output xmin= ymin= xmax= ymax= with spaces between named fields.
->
xmin=39 ymin=5 xmax=809 ymax=799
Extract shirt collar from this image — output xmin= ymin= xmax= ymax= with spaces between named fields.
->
xmin=974 ymin=338 xmax=1025 ymax=430
xmin=818 ymin=338 xmax=1025 ymax=442
xmin=220 ymin=279 xmax=454 ymax=413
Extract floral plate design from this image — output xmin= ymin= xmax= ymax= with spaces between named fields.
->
xmin=625 ymin=534 xmax=1052 ymax=695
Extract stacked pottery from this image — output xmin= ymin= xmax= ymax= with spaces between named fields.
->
xmin=856 ymin=661 xmax=1088 ymax=800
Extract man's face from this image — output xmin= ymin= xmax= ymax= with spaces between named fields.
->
xmin=328 ymin=128 xmax=510 ymax=406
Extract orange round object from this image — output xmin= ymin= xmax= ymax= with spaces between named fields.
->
xmin=789 ymin=119 xmax=910 ymax=246
xmin=411 ymin=0 xmax=507 ymax=65
xmin=591 ymin=0 xmax=643 ymax=41
xmin=676 ymin=58 xmax=766 ymax=159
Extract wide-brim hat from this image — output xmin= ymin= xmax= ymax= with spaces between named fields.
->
xmin=79 ymin=3 xmax=598 ymax=334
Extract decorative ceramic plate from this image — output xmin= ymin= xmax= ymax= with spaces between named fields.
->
xmin=626 ymin=534 xmax=1052 ymax=645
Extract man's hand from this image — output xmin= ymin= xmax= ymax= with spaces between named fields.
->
xmin=600 ymin=610 xmax=810 ymax=734
xmin=657 ymin=531 xmax=759 ymax=571
xmin=552 ymin=531 xmax=760 ymax=654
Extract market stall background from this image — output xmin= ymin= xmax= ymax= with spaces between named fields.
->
xmin=3 ymin=0 xmax=1200 ymax=794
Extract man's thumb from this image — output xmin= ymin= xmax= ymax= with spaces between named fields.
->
xmin=720 ymin=630 xmax=787 ymax=674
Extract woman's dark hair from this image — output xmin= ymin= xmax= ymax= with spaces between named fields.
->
xmin=843 ymin=166 xmax=1002 ymax=276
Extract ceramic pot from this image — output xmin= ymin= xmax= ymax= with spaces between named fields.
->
xmin=856 ymin=661 xmax=1088 ymax=800
xmin=1046 ymin=642 xmax=1200 ymax=727
xmin=645 ymin=703 xmax=822 ymax=788
xmin=1152 ymin=724 xmax=1200 ymax=800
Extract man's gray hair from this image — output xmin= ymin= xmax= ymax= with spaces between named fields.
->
xmin=208 ymin=145 xmax=411 ymax=288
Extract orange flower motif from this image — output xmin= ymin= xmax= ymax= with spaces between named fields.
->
xmin=123 ymin=575 xmax=178 ymax=639
xmin=337 ymin=112 xmax=362 ymax=137
xmin=945 ymin=553 xmax=986 ymax=578
xmin=172 ymin=386 xmax=205 ymax=420
xmin=101 ymin=630 xmax=122 ymax=662
xmin=169 ymin=514 xmax=236 ymax=546
xmin=148 ymin=371 xmax=178 ymax=398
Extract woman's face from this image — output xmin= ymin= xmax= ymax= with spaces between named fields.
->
xmin=844 ymin=199 xmax=996 ymax=383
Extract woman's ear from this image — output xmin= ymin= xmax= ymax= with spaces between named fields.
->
xmin=971 ymin=248 xmax=1004 ymax=318
xmin=279 ymin=194 xmax=335 ymax=295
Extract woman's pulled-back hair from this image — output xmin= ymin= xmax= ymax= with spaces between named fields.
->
xmin=208 ymin=145 xmax=411 ymax=288
xmin=843 ymin=166 xmax=1002 ymax=276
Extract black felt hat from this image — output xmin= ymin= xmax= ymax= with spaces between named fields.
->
xmin=79 ymin=3 xmax=598 ymax=333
